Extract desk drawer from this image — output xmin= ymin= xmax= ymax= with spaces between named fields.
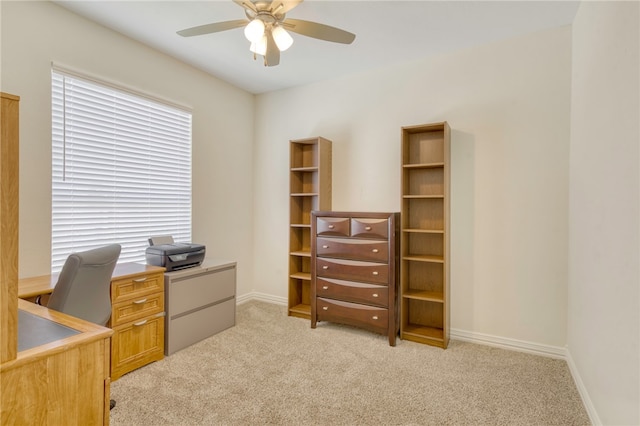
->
xmin=316 ymin=258 xmax=389 ymax=284
xmin=111 ymin=272 xmax=164 ymax=304
xmin=316 ymin=277 xmax=388 ymax=308
xmin=111 ymin=313 xmax=164 ymax=380
xmin=111 ymin=292 xmax=164 ymax=327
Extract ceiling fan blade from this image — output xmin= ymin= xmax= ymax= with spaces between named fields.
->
xmin=283 ymin=19 xmax=355 ymax=44
xmin=233 ymin=0 xmax=258 ymax=13
xmin=265 ymin=29 xmax=280 ymax=66
xmin=177 ymin=19 xmax=247 ymax=37
xmin=269 ymin=0 xmax=302 ymax=15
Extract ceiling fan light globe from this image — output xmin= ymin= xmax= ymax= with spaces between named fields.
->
xmin=244 ymin=19 xmax=265 ymax=42
xmin=272 ymin=26 xmax=293 ymax=51
xmin=249 ymin=35 xmax=268 ymax=56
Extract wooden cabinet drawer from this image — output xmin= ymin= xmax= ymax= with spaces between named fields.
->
xmin=316 ymin=217 xmax=350 ymax=236
xmin=316 ymin=237 xmax=388 ymax=262
xmin=111 ymin=272 xmax=164 ymax=304
xmin=317 ymin=277 xmax=388 ymax=308
xmin=317 ymin=298 xmax=388 ymax=335
xmin=351 ymin=218 xmax=388 ymax=239
xmin=111 ymin=313 xmax=165 ymax=380
xmin=111 ymin=291 xmax=164 ymax=327
xmin=316 ymin=258 xmax=388 ymax=284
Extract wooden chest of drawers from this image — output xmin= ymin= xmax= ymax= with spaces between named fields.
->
xmin=311 ymin=211 xmax=400 ymax=346
xmin=109 ymin=263 xmax=165 ymax=380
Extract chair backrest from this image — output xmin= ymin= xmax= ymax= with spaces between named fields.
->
xmin=47 ymin=244 xmax=121 ymax=326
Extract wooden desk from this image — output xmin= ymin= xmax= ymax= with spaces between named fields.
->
xmin=1 ymin=299 xmax=112 ymax=424
xmin=18 ymin=262 xmax=167 ymax=380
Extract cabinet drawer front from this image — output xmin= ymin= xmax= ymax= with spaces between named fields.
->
xmin=351 ymin=218 xmax=389 ymax=239
xmin=111 ymin=314 xmax=164 ymax=380
xmin=316 ymin=238 xmax=388 ymax=262
xmin=111 ymin=292 xmax=164 ymax=327
xmin=166 ymin=298 xmax=236 ymax=356
xmin=167 ymin=267 xmax=235 ymax=316
xmin=316 ymin=217 xmax=350 ymax=237
xmin=316 ymin=258 xmax=388 ymax=284
xmin=112 ymin=272 xmax=164 ymax=303
xmin=317 ymin=298 xmax=388 ymax=335
xmin=316 ymin=277 xmax=388 ymax=307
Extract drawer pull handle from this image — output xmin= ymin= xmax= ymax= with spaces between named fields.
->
xmin=372 ymin=249 xmax=379 ymax=253
xmin=133 ymin=319 xmax=148 ymax=326
xmin=133 ymin=298 xmax=147 ymax=305
xmin=322 ymin=286 xmax=329 ymax=290
xmin=372 ymin=271 xmax=379 ymax=276
xmin=372 ymin=316 xmax=378 ymax=320
xmin=372 ymin=293 xmax=378 ymax=298
xmin=328 ymin=225 xmax=335 ymax=229
xmin=322 ymin=306 xmax=328 ymax=310
xmin=365 ymin=226 xmax=372 ymax=231
xmin=323 ymin=266 xmax=329 ymax=270
xmin=322 ymin=245 xmax=329 ymax=249
xmin=133 ymin=277 xmax=148 ymax=283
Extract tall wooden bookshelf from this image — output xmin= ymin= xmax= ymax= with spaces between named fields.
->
xmin=400 ymin=122 xmax=450 ymax=348
xmin=288 ymin=137 xmax=332 ymax=319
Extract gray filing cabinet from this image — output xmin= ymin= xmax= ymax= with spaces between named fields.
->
xmin=164 ymin=258 xmax=236 ymax=355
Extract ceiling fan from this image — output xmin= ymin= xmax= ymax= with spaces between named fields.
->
xmin=177 ymin=0 xmax=356 ymax=67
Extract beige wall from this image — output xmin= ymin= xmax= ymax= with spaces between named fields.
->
xmin=568 ymin=2 xmax=640 ymax=425
xmin=254 ymin=26 xmax=572 ymax=348
xmin=0 ymin=1 xmax=256 ymax=296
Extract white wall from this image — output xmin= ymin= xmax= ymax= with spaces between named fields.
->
xmin=568 ymin=2 xmax=640 ymax=425
xmin=254 ymin=26 xmax=572 ymax=348
xmin=0 ymin=1 xmax=256 ymax=296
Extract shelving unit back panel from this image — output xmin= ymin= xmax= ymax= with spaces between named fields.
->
xmin=289 ymin=227 xmax=311 ymax=253
xmin=403 ymin=198 xmax=444 ymax=230
xmin=290 ymin=143 xmax=318 ymax=169
xmin=404 ymin=130 xmax=445 ymax=164
xmin=405 ymin=232 xmax=444 ymax=257
xmin=290 ymin=196 xmax=318 ymax=225
xmin=401 ymin=261 xmax=444 ymax=294
xmin=290 ymin=170 xmax=318 ymax=193
xmin=289 ymin=256 xmax=311 ymax=276
xmin=407 ymin=298 xmax=444 ymax=329
xmin=405 ymin=168 xmax=445 ymax=196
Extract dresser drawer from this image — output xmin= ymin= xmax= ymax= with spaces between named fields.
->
xmin=351 ymin=218 xmax=389 ymax=239
xmin=317 ymin=298 xmax=388 ymax=335
xmin=111 ymin=291 xmax=164 ymax=327
xmin=316 ymin=258 xmax=388 ymax=284
xmin=316 ymin=217 xmax=350 ymax=237
xmin=316 ymin=277 xmax=388 ymax=308
xmin=111 ymin=272 xmax=164 ymax=304
xmin=316 ymin=237 xmax=388 ymax=262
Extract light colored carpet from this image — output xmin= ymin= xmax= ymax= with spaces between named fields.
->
xmin=110 ymin=301 xmax=590 ymax=425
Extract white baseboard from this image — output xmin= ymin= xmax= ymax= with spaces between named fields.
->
xmin=450 ymin=328 xmax=567 ymax=359
xmin=237 ymin=291 xmax=287 ymax=306
xmin=565 ymin=348 xmax=601 ymax=425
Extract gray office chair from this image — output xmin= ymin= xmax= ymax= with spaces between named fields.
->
xmin=47 ymin=244 xmax=121 ymax=326
xmin=45 ymin=243 xmax=121 ymax=410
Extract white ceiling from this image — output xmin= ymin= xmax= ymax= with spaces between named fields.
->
xmin=52 ymin=1 xmax=580 ymax=94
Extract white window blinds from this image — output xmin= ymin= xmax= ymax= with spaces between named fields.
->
xmin=51 ymin=70 xmax=192 ymax=271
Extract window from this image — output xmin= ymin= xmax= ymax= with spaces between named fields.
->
xmin=51 ymin=70 xmax=192 ymax=271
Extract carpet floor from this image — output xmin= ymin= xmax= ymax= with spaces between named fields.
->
xmin=110 ymin=301 xmax=590 ymax=425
